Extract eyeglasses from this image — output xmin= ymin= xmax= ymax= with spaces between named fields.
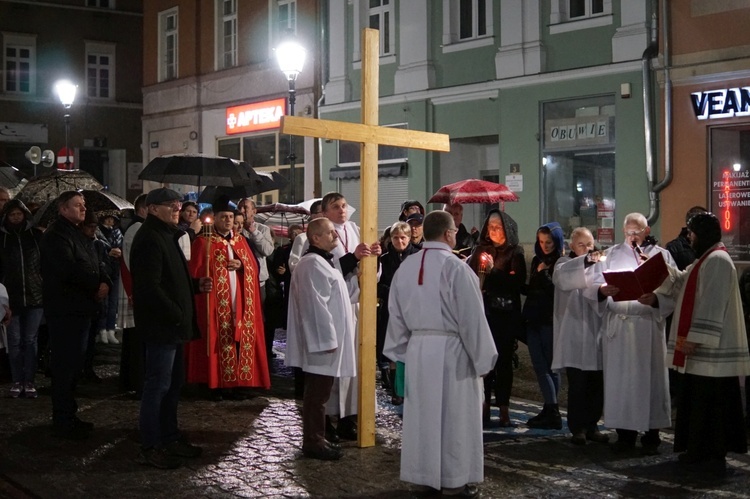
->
xmin=624 ymin=228 xmax=646 ymax=237
xmin=159 ymin=201 xmax=182 ymax=210
xmin=447 ymin=228 xmax=458 ymax=233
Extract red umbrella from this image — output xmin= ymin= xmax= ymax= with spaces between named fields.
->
xmin=428 ymin=179 xmax=519 ymax=209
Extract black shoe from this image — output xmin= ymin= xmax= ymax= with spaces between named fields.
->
xmin=527 ymin=405 xmax=562 ymax=430
xmin=325 ymin=416 xmax=340 ymax=444
xmin=640 ymin=444 xmax=660 ymax=456
xmin=165 ymin=439 xmax=203 ymax=458
xmin=337 ymin=416 xmax=358 ymax=441
xmin=210 ymin=390 xmax=223 ymax=402
xmin=586 ymin=429 xmax=610 ymax=444
xmin=136 ymin=447 xmax=183 ymax=469
xmin=324 ymin=439 xmax=341 ymax=450
xmin=52 ymin=424 xmax=90 ymax=441
xmin=380 ymin=367 xmax=392 ymax=390
xmin=570 ymin=431 xmax=587 ymax=446
xmin=302 ymin=444 xmax=343 ymax=461
xmin=391 ymin=395 xmax=404 ymax=406
xmin=82 ymin=370 xmax=102 ymax=383
xmin=441 ymin=484 xmax=480 ymax=498
xmin=73 ymin=417 xmax=95 ymax=432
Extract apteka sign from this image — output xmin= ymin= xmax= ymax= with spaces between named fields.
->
xmin=691 ymin=87 xmax=750 ymax=120
xmin=226 ymin=98 xmax=286 ymax=135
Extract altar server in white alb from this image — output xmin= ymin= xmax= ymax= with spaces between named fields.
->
xmin=657 ymin=213 xmax=750 ymax=475
xmin=384 ymin=210 xmax=497 ymax=498
xmin=551 ymin=227 xmax=609 ymax=446
xmin=586 ymin=212 xmax=676 ymax=455
xmin=285 ymin=218 xmax=356 ymax=461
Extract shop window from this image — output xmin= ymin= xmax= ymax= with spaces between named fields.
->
xmin=541 ymin=95 xmax=616 ymax=245
xmin=216 ymin=0 xmax=237 ymax=70
xmin=709 ymin=125 xmax=750 ymax=262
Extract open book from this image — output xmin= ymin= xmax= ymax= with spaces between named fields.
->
xmin=602 ymin=251 xmax=669 ymax=302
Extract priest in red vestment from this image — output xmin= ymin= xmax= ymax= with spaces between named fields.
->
xmin=185 ymin=198 xmax=270 ymax=396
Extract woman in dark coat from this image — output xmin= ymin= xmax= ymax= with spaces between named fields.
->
xmin=468 ymin=209 xmax=526 ymax=427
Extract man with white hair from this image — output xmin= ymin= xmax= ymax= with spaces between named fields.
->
xmin=384 ymin=210 xmax=496 ymax=497
xmin=588 ymin=213 xmax=676 ymax=455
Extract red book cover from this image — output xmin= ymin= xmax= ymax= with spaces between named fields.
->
xmin=603 ymin=251 xmax=669 ymax=302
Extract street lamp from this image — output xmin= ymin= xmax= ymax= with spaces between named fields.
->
xmin=54 ymin=80 xmax=77 ymax=170
xmin=276 ymin=39 xmax=306 ymax=203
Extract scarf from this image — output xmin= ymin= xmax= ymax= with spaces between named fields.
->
xmin=672 ymin=243 xmax=727 ymax=367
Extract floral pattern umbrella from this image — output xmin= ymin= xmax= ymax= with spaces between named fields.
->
xmin=428 ymin=178 xmax=519 ymax=209
xmin=16 ymin=170 xmax=104 ymax=206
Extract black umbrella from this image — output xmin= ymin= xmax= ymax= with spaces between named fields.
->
xmin=0 ymin=163 xmax=25 ymax=189
xmin=139 ymin=154 xmax=260 ymax=188
xmin=16 ymin=170 xmax=104 ymax=206
xmin=33 ymin=188 xmax=134 ymax=227
xmin=196 ymin=170 xmax=289 ymax=204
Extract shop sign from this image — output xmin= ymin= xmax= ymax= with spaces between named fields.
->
xmin=691 ymin=87 xmax=750 ymax=120
xmin=712 ymin=167 xmax=750 ymax=261
xmin=544 ymin=116 xmax=613 ymax=150
xmin=226 ymin=98 xmax=286 ymax=135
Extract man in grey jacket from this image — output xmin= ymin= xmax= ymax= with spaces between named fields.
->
xmin=238 ymin=198 xmax=275 ymax=361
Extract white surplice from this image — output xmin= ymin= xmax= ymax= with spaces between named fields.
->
xmin=551 ymin=254 xmax=602 ymax=371
xmin=584 ymin=242 xmax=676 ymax=431
xmin=285 ymin=252 xmax=356 ymax=377
xmin=384 ymin=241 xmax=497 ymax=490
xmin=299 ymin=220 xmax=361 ymax=416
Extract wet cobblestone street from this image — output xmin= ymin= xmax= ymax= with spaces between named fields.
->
xmin=2 ymin=337 xmax=750 ymax=498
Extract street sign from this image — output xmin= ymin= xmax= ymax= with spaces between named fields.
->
xmin=57 ymin=147 xmax=74 ymax=170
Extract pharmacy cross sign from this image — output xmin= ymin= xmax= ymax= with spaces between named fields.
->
xmin=280 ymin=28 xmax=450 ymax=448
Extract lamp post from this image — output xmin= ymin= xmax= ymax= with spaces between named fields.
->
xmin=54 ymin=80 xmax=77 ymax=170
xmin=276 ymin=39 xmax=306 ymax=203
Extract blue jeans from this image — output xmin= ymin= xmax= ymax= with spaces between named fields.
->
xmin=7 ymin=307 xmax=44 ymax=384
xmin=98 ymin=272 xmax=120 ymax=331
xmin=139 ymin=342 xmax=184 ymax=449
xmin=526 ymin=323 xmax=560 ymax=405
xmin=47 ymin=315 xmax=91 ymax=426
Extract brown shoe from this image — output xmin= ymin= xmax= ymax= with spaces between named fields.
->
xmin=498 ymin=405 xmax=514 ymax=428
xmin=571 ymin=431 xmax=587 ymax=445
xmin=586 ymin=429 xmax=610 ymax=444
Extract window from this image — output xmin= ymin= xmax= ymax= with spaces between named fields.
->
xmin=86 ymin=42 xmax=115 ymax=99
xmin=86 ymin=0 xmax=115 ymax=8
xmin=3 ymin=33 xmax=35 ymax=94
xmin=442 ymin=0 xmax=493 ymax=51
xmin=217 ymin=132 xmax=305 ymax=204
xmin=541 ymin=96 xmax=616 ymax=245
xmin=278 ymin=0 xmax=297 ymax=35
xmin=368 ymin=0 xmax=394 ymax=56
xmin=159 ymin=8 xmax=178 ymax=82
xmin=216 ymin=0 xmax=237 ymax=70
xmin=459 ymin=0 xmax=487 ymax=40
xmin=549 ymin=0 xmax=612 ymax=33
xmin=568 ymin=0 xmax=605 ymax=19
xmin=338 ymin=124 xmax=407 ymax=166
xmin=709 ymin=125 xmax=750 ymax=263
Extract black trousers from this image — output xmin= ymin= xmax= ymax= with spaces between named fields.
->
xmin=48 ymin=316 xmax=91 ymax=427
xmin=484 ymin=312 xmax=517 ymax=406
xmin=119 ymin=326 xmax=145 ymax=395
xmin=565 ymin=367 xmax=604 ymax=434
xmin=302 ymin=372 xmax=334 ymax=450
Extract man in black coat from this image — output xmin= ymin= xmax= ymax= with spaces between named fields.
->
xmin=130 ymin=188 xmax=212 ymax=469
xmin=40 ymin=191 xmax=112 ymax=440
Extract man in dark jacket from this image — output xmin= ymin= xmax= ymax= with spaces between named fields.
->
xmin=40 ymin=191 xmax=112 ymax=440
xmin=131 ymin=188 xmax=212 ymax=469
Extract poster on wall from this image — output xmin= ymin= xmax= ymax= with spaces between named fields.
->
xmin=712 ymin=166 xmax=750 ymax=262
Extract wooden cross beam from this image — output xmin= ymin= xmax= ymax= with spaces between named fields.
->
xmin=280 ymin=28 xmax=450 ymax=448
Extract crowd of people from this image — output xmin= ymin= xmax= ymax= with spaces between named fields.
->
xmin=1 ymin=183 xmax=750 ymax=497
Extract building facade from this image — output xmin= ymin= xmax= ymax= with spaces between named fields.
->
xmin=0 ymin=0 xmax=143 ymax=200
xmin=660 ymin=0 xmax=750 ymax=264
xmin=320 ymin=0 xmax=656 ymax=243
xmin=142 ymin=0 xmax=321 ymax=204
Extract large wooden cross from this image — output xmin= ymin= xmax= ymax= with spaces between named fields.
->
xmin=281 ymin=28 xmax=450 ymax=448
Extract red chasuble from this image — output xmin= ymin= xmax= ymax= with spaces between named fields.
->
xmin=185 ymin=232 xmax=271 ymax=389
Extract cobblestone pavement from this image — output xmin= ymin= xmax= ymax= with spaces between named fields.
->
xmin=1 ymin=338 xmax=750 ymax=498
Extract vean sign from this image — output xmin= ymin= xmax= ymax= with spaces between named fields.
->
xmin=691 ymin=87 xmax=750 ymax=120
xmin=226 ymin=98 xmax=286 ymax=135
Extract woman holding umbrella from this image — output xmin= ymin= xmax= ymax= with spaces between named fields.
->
xmin=467 ymin=209 xmax=526 ymax=427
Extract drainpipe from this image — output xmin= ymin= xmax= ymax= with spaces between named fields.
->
xmin=643 ymin=5 xmax=659 ymax=225
xmin=653 ymin=0 xmax=673 ymax=194
xmin=315 ymin=0 xmax=329 ymax=197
